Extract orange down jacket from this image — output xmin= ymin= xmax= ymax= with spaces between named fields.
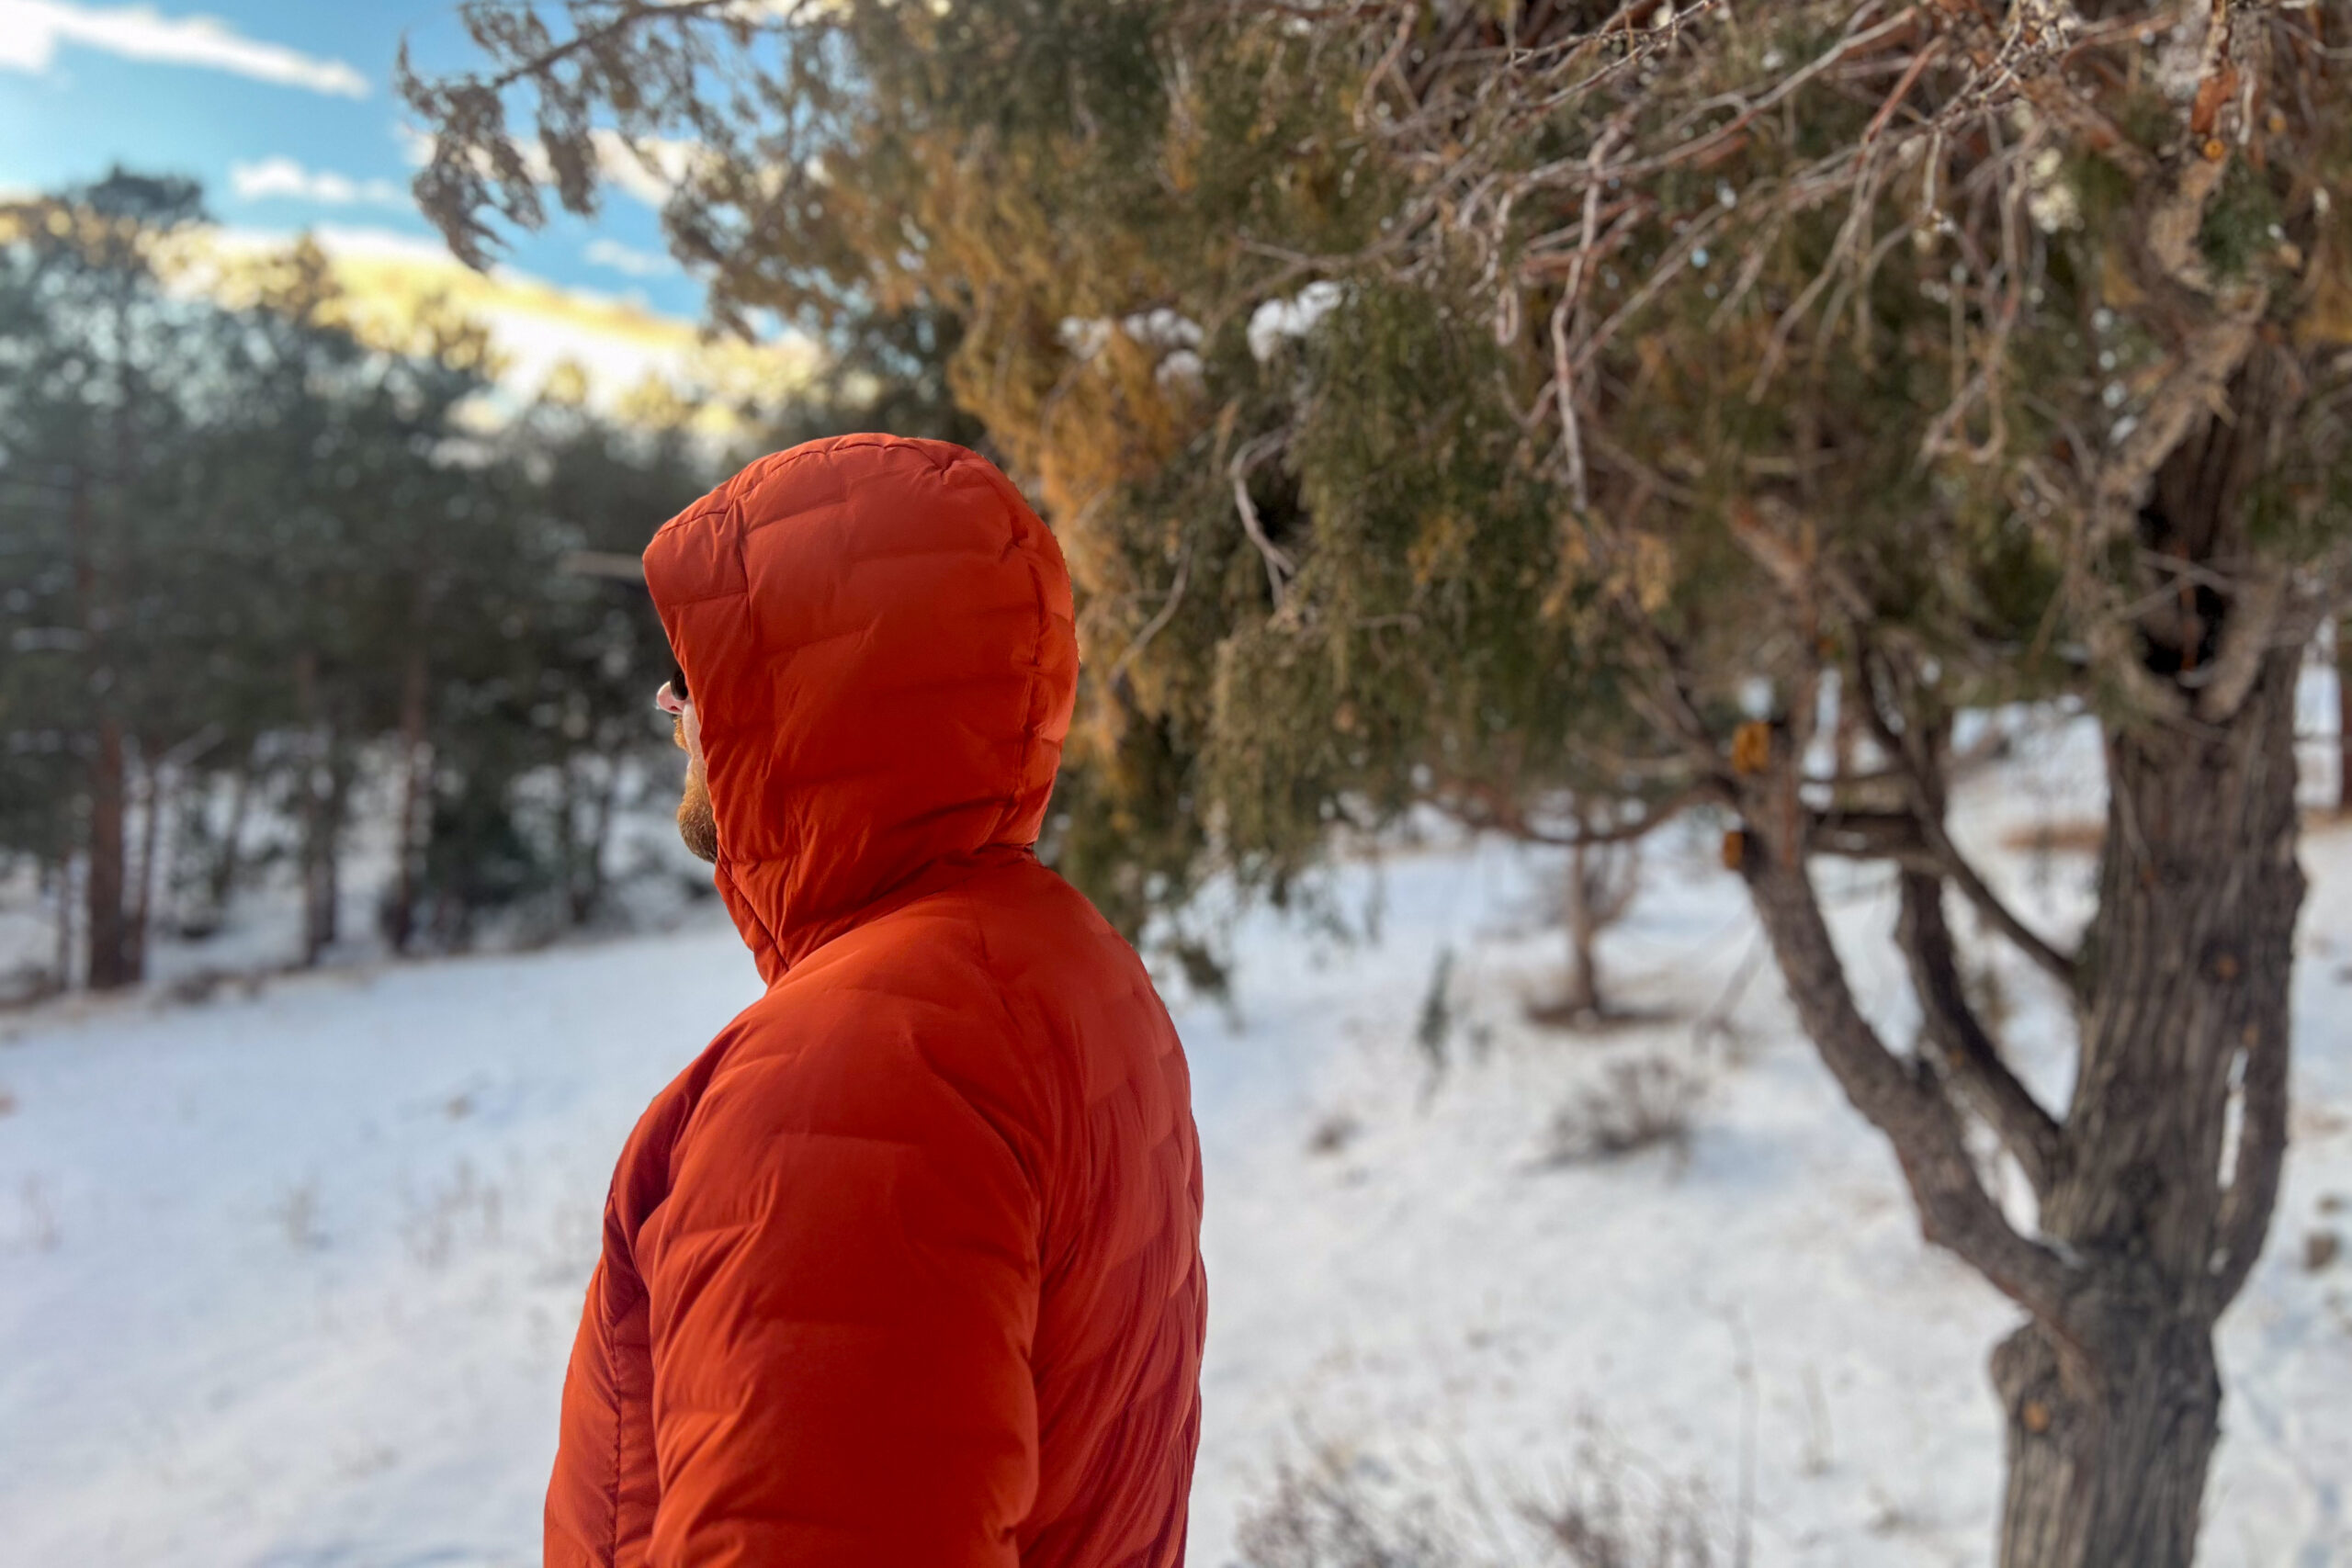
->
xmin=544 ymin=434 xmax=1206 ymax=1568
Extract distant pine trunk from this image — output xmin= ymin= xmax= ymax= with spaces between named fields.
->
xmin=294 ymin=649 xmax=342 ymax=966
xmin=73 ymin=459 xmax=136 ymax=993
xmin=48 ymin=856 xmax=73 ymax=990
xmin=566 ymin=753 xmax=622 ymax=927
xmin=205 ymin=755 xmax=254 ymax=918
xmin=385 ymin=646 xmax=432 ymax=953
xmin=85 ymin=716 xmax=134 ymax=991
xmin=126 ymin=742 xmax=165 ymax=979
xmin=2337 ymin=617 xmax=2351 ymax=813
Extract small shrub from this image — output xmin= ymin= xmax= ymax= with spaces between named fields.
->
xmin=2307 ymin=1229 xmax=2342 ymax=1273
xmin=1417 ymin=948 xmax=1457 ymax=1075
xmin=1525 ymin=1471 xmax=1717 ymax=1568
xmin=273 ymin=1177 xmax=327 ymax=1251
xmin=165 ymin=967 xmax=236 ymax=1006
xmin=1234 ymin=1449 xmax=1464 ymax=1568
xmin=1540 ymin=1057 xmax=1702 ymax=1167
xmin=0 ymin=963 xmax=62 ymax=1009
xmin=1307 ymin=1111 xmax=1363 ymax=1156
xmin=401 ymin=1158 xmax=502 ymax=1269
xmin=1234 ymin=1437 xmax=1725 ymax=1568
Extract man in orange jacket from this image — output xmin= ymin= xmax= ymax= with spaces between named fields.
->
xmin=545 ymin=435 xmax=1206 ymax=1568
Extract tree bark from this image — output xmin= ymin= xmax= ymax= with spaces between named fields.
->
xmin=1989 ymin=645 xmax=2302 ymax=1568
xmin=1993 ymin=1314 xmax=2219 ymax=1568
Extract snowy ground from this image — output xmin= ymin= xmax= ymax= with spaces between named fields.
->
xmin=3 ymin=718 xmax=2350 ymax=1567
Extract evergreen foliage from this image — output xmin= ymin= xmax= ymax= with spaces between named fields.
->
xmin=0 ymin=169 xmax=717 ymax=987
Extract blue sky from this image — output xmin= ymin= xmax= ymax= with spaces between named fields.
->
xmin=0 ymin=0 xmax=706 ymax=319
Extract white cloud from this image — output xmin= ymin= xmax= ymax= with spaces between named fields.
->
xmin=0 ymin=1 xmax=369 ymax=96
xmin=591 ymin=133 xmax=702 ymax=208
xmin=195 ymin=223 xmax=812 ymax=429
xmin=231 ymin=157 xmax=406 ymax=209
xmin=584 ymin=238 xmax=673 ymax=278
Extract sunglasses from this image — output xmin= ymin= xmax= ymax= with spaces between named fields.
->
xmin=655 ymin=656 xmax=689 ymax=716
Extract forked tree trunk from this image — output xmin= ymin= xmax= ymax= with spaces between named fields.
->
xmin=1992 ymin=646 xmax=2302 ymax=1568
xmin=1736 ymin=641 xmax=2301 ymax=1568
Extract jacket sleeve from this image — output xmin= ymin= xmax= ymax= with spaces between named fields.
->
xmin=639 ymin=1035 xmax=1045 ymax=1568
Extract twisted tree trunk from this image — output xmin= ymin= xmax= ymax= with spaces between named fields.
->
xmin=1734 ymin=637 xmax=2301 ymax=1568
xmin=1993 ymin=646 xmax=2301 ymax=1568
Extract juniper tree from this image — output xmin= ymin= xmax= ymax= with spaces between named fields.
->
xmin=410 ymin=5 xmax=2352 ymax=1562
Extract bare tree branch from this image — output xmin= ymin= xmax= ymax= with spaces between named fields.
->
xmin=1229 ymin=433 xmax=1298 ymax=610
xmin=1897 ymin=869 xmax=2066 ymax=1196
xmin=1738 ymin=839 xmax=2086 ymax=1332
xmin=1441 ymin=778 xmax=1718 ymax=848
xmin=1853 ymin=646 xmax=2082 ymax=991
xmin=1924 ymin=816 xmax=2079 ymax=993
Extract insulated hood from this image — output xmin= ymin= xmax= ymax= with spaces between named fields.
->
xmin=642 ymin=434 xmax=1080 ymax=980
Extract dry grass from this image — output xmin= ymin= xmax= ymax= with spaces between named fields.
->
xmin=17 ymin=1174 xmax=59 ymax=1252
xmin=1538 ymin=1058 xmax=1703 ymax=1168
xmin=1235 ymin=1450 xmax=1464 ymax=1568
xmin=400 ymin=1158 xmax=503 ymax=1269
xmin=1233 ymin=1438 xmax=1725 ymax=1568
